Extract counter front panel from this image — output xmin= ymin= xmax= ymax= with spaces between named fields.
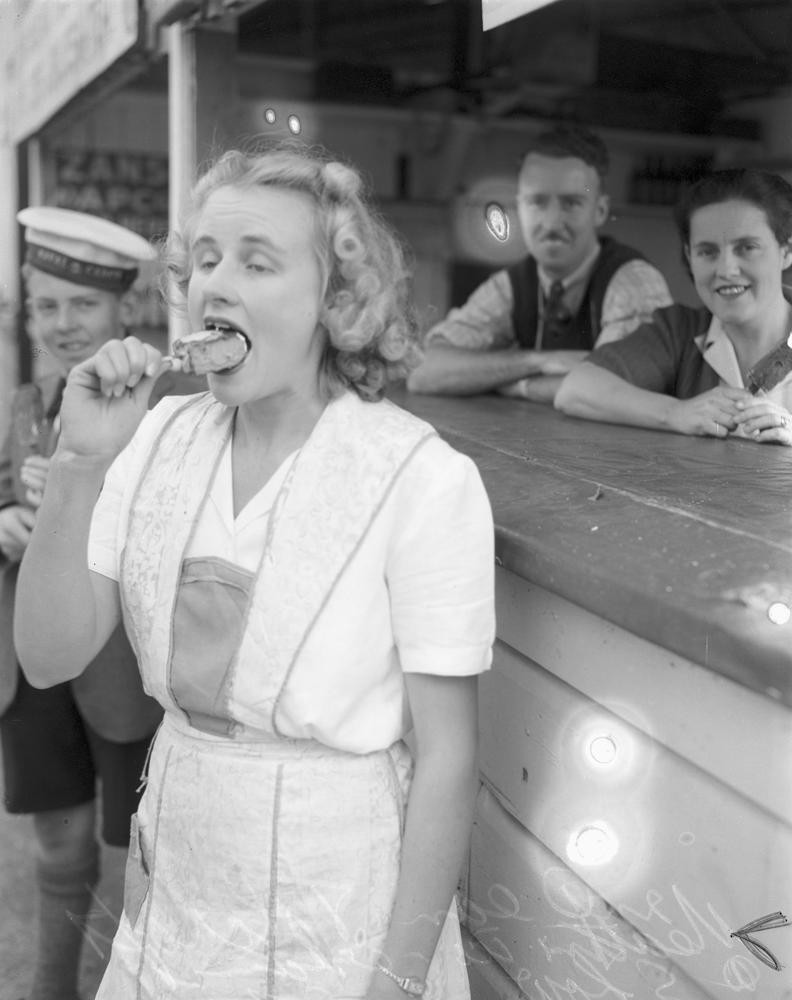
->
xmin=397 ymin=392 xmax=792 ymax=1000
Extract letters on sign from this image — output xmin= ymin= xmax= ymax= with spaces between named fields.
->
xmin=48 ymin=149 xmax=170 ymax=331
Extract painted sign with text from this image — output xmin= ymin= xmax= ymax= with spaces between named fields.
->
xmin=7 ymin=0 xmax=139 ymax=141
xmin=47 ymin=148 xmax=169 ymax=332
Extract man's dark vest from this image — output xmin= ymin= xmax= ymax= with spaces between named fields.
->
xmin=507 ymin=236 xmax=645 ymax=350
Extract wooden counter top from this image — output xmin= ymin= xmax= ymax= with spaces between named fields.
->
xmin=394 ymin=389 xmax=792 ymax=706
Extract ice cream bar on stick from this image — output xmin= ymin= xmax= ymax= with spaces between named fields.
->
xmin=166 ymin=329 xmax=249 ymax=375
xmin=746 ymin=332 xmax=792 ymax=395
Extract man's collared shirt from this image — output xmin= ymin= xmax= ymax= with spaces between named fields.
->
xmin=534 ymin=244 xmax=601 ymax=349
xmin=424 ymin=245 xmax=672 ymax=353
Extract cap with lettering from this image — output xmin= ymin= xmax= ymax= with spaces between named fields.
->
xmin=18 ymin=206 xmax=157 ymax=293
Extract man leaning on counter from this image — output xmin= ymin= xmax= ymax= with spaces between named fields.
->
xmin=407 ymin=124 xmax=672 ymax=403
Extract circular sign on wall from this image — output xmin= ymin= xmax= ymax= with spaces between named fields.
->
xmin=452 ymin=175 xmax=527 ymax=266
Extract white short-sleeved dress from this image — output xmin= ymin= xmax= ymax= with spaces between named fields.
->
xmin=88 ymin=390 xmax=495 ymax=1000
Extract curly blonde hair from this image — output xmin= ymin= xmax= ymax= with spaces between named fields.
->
xmin=166 ymin=141 xmax=421 ymax=401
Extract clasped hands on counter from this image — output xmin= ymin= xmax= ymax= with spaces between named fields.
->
xmin=670 ymin=385 xmax=792 ymax=443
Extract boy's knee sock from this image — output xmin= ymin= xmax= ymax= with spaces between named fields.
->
xmin=30 ymin=842 xmax=100 ymax=1000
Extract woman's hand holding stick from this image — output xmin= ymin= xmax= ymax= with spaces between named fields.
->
xmin=58 ymin=337 xmax=168 ymax=464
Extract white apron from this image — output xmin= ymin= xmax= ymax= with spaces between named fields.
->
xmin=96 ymin=392 xmax=471 ymax=999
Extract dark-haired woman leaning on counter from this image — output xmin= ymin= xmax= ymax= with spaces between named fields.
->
xmin=555 ymin=169 xmax=792 ymax=444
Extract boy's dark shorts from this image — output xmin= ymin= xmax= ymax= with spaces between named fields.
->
xmin=0 ymin=669 xmax=153 ymax=847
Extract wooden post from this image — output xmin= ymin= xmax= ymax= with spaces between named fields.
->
xmin=166 ymin=19 xmax=238 ymax=344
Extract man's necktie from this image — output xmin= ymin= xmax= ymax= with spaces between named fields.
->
xmin=542 ymin=279 xmax=572 ymax=345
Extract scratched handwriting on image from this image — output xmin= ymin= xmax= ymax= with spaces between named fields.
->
xmin=462 ymin=869 xmax=768 ymax=998
xmin=68 ymin=874 xmax=775 ymax=996
xmin=68 ymin=884 xmax=461 ymax=998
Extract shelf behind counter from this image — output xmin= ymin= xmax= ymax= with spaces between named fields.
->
xmin=395 ymin=389 xmax=792 ymax=1000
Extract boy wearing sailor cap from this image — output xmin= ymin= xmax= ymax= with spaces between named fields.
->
xmin=0 ymin=207 xmax=200 ymax=1000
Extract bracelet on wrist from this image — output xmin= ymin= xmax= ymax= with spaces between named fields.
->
xmin=375 ymin=962 xmax=426 ymax=996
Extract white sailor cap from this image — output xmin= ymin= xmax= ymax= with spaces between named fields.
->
xmin=18 ymin=206 xmax=157 ymax=293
